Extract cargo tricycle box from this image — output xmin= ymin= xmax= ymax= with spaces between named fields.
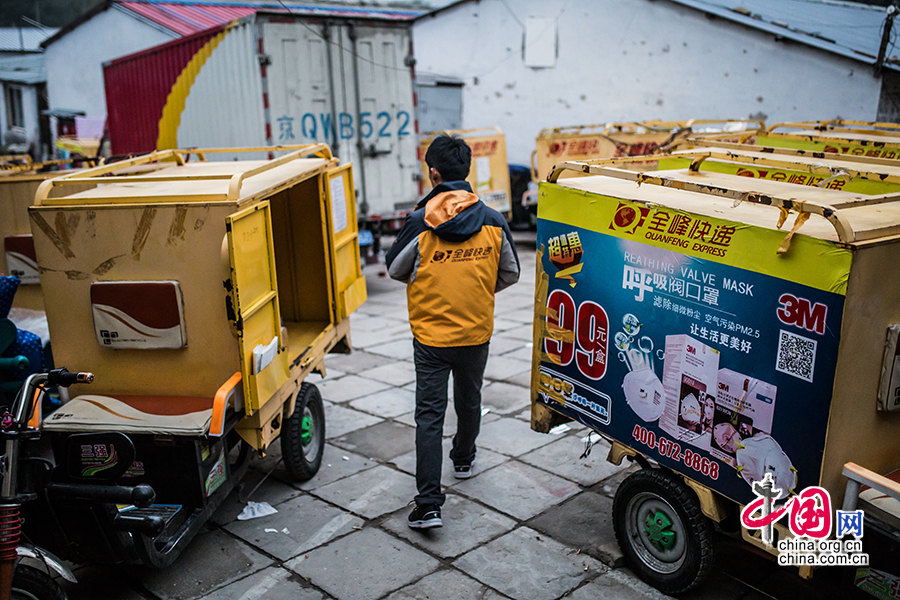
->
xmin=530 ymin=154 xmax=900 ymax=507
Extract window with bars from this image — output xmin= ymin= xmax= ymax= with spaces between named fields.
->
xmin=5 ymin=85 xmax=24 ymax=129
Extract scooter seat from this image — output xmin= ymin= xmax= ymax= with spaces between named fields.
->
xmin=859 ymin=468 xmax=900 ymax=531
xmin=43 ymin=394 xmax=215 ymax=436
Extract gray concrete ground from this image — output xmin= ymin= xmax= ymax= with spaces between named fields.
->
xmin=59 ymin=234 xmax=848 ymax=600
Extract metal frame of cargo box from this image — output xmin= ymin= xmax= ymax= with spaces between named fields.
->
xmin=526 ymin=119 xmax=766 ymax=214
xmin=29 ymin=143 xmax=366 ymax=451
xmin=533 ymin=152 xmax=900 ymax=575
xmin=655 ymin=144 xmax=900 ymax=196
xmin=762 ymin=121 xmax=900 ymax=158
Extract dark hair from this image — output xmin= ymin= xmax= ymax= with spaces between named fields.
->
xmin=425 ymin=134 xmax=471 ymax=182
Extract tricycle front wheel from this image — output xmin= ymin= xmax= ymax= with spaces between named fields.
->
xmin=613 ymin=468 xmax=715 ymax=594
xmin=281 ymin=382 xmax=325 ymax=481
xmin=11 ymin=565 xmax=68 ymax=600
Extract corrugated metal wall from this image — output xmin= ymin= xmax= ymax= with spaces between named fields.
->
xmin=176 ymin=20 xmax=266 ymax=159
xmin=104 ymin=23 xmax=229 ymax=155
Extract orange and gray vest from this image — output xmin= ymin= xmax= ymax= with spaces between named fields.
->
xmin=385 ymin=181 xmax=520 ymax=347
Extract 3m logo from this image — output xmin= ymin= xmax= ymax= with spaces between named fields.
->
xmin=609 ymin=202 xmax=650 ymax=235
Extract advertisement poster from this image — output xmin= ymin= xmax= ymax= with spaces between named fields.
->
xmin=534 ymin=184 xmax=852 ymax=505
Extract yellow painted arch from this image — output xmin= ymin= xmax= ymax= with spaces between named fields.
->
xmin=156 ymin=21 xmax=236 ymax=150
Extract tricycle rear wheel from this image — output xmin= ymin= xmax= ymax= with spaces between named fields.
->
xmin=281 ymin=382 xmax=325 ymax=481
xmin=11 ymin=565 xmax=67 ymax=600
xmin=613 ymin=469 xmax=714 ymax=594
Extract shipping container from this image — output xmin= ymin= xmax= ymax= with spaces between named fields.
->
xmin=103 ymin=10 xmax=420 ymax=221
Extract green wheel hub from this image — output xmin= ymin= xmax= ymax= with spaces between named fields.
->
xmin=644 ymin=510 xmax=676 ymax=551
xmin=301 ymin=414 xmax=313 ymax=446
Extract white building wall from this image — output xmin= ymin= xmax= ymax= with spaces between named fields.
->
xmin=0 ymin=83 xmax=40 ymax=153
xmin=413 ymin=0 xmax=881 ymax=165
xmin=44 ymin=6 xmax=175 ymax=121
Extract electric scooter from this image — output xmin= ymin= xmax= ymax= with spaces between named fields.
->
xmin=0 ymin=368 xmax=103 ymax=600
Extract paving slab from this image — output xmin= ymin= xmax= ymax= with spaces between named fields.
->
xmin=487 ymin=335 xmax=527 ymax=356
xmin=140 ymin=528 xmax=271 ymax=600
xmin=519 ymin=435 xmax=626 ymax=486
xmin=198 ymin=567 xmax=324 ymax=599
xmin=358 ymin=360 xmax=417 ymax=387
xmin=494 ymin=294 xmax=536 ymax=314
xmin=323 ymin=402 xmax=384 ymax=439
xmin=501 ymin=308 xmax=537 ymax=324
xmin=481 ymin=381 xmax=531 ymax=414
xmin=453 ymin=526 xmax=605 ymax=600
xmin=315 ymin=367 xmax=346 ymax=382
xmin=590 ymin=462 xmax=642 ymax=499
xmin=483 ymin=355 xmax=532 ymax=381
xmin=500 ymin=345 xmax=533 ymax=362
xmin=512 ymin=408 xmax=531 ymax=422
xmin=527 ymin=491 xmax=619 ymax=564
xmin=312 ymin=464 xmax=416 ymax=519
xmin=225 ymin=494 xmax=364 ymax=561
xmin=286 ymin=527 xmax=439 ymax=600
xmin=324 ymin=350 xmax=395 ymax=373
xmin=383 ymin=493 xmax=516 ymax=559
xmin=383 ymin=568 xmax=508 ymax=600
xmin=317 ymin=375 xmax=392 ymax=403
xmin=491 ymin=317 xmax=522 ymax=332
xmin=453 ymin=460 xmax=581 ymax=521
xmin=390 ymin=437 xmax=508 ymax=487
xmin=356 ymin=301 xmax=408 ymax=319
xmin=65 ymin=566 xmax=148 ymax=600
xmin=476 ymin=417 xmax=556 ymax=457
xmin=504 ymin=370 xmax=532 ymax=388
xmin=298 ymin=444 xmax=376 ymax=491
xmin=568 ymin=569 xmax=672 ymax=600
xmin=350 ymin=386 xmax=417 ymax=418
xmin=494 ymin=324 xmax=533 ymax=343
xmin=212 ymin=471 xmax=302 ymax=526
xmin=330 ymin=419 xmax=416 ymax=461
xmin=367 ymin=338 xmax=415 ymax=360
xmin=394 ymin=403 xmax=501 ymax=438
xmin=350 ymin=312 xmax=408 ymax=331
xmin=351 ymin=324 xmax=413 ymax=349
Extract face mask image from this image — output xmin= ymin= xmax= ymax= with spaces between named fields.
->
xmin=714 ymin=422 xmax=741 ymax=454
xmin=735 ymin=433 xmax=797 ymax=499
xmin=679 ymin=393 xmax=702 ymax=426
xmin=623 ymin=367 xmax=666 ymax=422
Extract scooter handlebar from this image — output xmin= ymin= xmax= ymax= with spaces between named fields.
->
xmin=48 ymin=368 xmax=94 ymax=388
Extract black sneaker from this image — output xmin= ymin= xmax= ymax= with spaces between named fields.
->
xmin=453 ymin=458 xmax=475 ymax=479
xmin=408 ymin=503 xmax=442 ymax=529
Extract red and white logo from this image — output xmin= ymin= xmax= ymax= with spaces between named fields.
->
xmin=609 ymin=202 xmax=650 ymax=235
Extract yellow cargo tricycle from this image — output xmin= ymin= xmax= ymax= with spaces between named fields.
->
xmin=16 ymin=144 xmax=365 ymax=569
xmin=530 ymin=146 xmax=900 ymax=596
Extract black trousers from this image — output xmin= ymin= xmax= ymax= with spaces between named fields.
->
xmin=413 ymin=338 xmax=490 ymax=506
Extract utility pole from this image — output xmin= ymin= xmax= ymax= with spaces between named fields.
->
xmin=875 ymin=4 xmax=899 ymax=78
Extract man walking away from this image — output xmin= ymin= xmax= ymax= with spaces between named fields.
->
xmin=385 ymin=134 xmax=520 ymax=529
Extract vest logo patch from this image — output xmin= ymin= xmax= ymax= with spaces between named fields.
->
xmin=432 ymin=247 xmax=493 ymax=263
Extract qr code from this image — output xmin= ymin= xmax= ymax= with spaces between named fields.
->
xmin=775 ymin=329 xmax=817 ymax=382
